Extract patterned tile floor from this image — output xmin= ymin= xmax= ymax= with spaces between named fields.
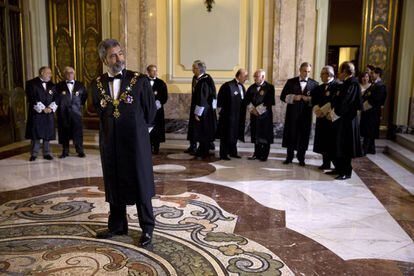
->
xmin=0 ymin=148 xmax=413 ymax=275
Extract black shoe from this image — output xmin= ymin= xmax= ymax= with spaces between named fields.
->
xmin=335 ymin=174 xmax=351 ymax=180
xmin=325 ymin=170 xmax=339 ymax=175
xmin=184 ymin=147 xmax=196 ymax=154
xmin=318 ymin=164 xmax=331 ymax=170
xmin=259 ymin=158 xmax=268 ymax=162
xmin=229 ymin=155 xmax=242 ymax=159
xmin=96 ymin=229 xmax=127 ymax=239
xmin=78 ymin=152 xmax=86 ymax=158
xmin=44 ymin=155 xmax=53 ymax=160
xmin=139 ymin=232 xmax=152 ymax=247
xmin=59 ymin=153 xmax=68 ymax=159
xmin=282 ymin=159 xmax=292 ymax=164
xmin=29 ymin=156 xmax=36 ymax=161
xmin=298 ymin=160 xmax=305 ymax=166
xmin=248 ymin=155 xmax=257 ymax=160
xmin=220 ymin=156 xmax=231 ymax=160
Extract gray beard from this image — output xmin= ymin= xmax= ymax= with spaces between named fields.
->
xmin=109 ymin=62 xmax=125 ymax=74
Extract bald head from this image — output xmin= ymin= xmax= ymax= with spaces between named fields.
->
xmin=253 ymin=69 xmax=265 ymax=85
xmin=235 ymin=68 xmax=248 ymax=84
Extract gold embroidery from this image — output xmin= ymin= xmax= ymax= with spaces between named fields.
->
xmin=96 ymin=72 xmax=139 ymax=118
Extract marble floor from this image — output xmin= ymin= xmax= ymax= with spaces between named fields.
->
xmin=0 ymin=146 xmax=413 ymax=275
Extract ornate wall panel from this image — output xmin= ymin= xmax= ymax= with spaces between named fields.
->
xmin=0 ymin=0 xmax=25 ymax=146
xmin=361 ymin=0 xmax=400 ymax=128
xmin=48 ymin=0 xmax=102 ymax=120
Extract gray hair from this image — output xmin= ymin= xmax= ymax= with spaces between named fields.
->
xmin=38 ymin=66 xmax=51 ymax=75
xmin=340 ymin=61 xmax=355 ymax=76
xmin=63 ymin=66 xmax=75 ymax=74
xmin=300 ymin=62 xmax=312 ymax=69
xmin=193 ymin=60 xmax=206 ymax=73
xmin=98 ymin=39 xmax=121 ymax=61
xmin=146 ymin=64 xmax=157 ymax=72
xmin=321 ymin=65 xmax=335 ymax=77
xmin=255 ymin=69 xmax=266 ymax=78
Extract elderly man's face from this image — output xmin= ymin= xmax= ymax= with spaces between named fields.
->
xmin=237 ymin=70 xmax=248 ymax=84
xmin=299 ymin=66 xmax=311 ymax=79
xmin=64 ymin=68 xmax=75 ymax=81
xmin=104 ymin=45 xmax=125 ymax=73
xmin=320 ymin=70 xmax=330 ymax=83
xmin=40 ymin=68 xmax=52 ymax=82
xmin=253 ymin=71 xmax=264 ymax=85
xmin=192 ymin=64 xmax=200 ymax=76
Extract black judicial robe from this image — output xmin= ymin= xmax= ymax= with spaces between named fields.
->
xmin=360 ymin=80 xmax=387 ymax=139
xmin=149 ymin=77 xmax=168 ymax=143
xmin=311 ymin=80 xmax=340 ymax=154
xmin=246 ymin=81 xmax=275 ymax=144
xmin=331 ymin=76 xmax=363 ymax=158
xmin=91 ymin=69 xmax=156 ymax=205
xmin=187 ymin=75 xmax=197 ymax=142
xmin=217 ymin=79 xmax=246 ymax=143
xmin=55 ymin=81 xmax=87 ymax=145
xmin=25 ymin=78 xmax=56 ymax=140
xmin=280 ymin=77 xmax=319 ymax=151
xmin=193 ymin=74 xmax=217 ymax=143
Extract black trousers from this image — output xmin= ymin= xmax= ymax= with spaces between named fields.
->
xmin=196 ymin=141 xmax=210 ymax=158
xmin=62 ymin=140 xmax=84 ymax=155
xmin=322 ymin=153 xmax=332 ymax=167
xmin=254 ymin=143 xmax=270 ymax=160
xmin=363 ymin=137 xmax=376 ymax=154
xmin=286 ymin=147 xmax=306 ymax=162
xmin=219 ymin=138 xmax=237 ymax=158
xmin=108 ymin=201 xmax=155 ymax=234
xmin=334 ymin=157 xmax=352 ymax=176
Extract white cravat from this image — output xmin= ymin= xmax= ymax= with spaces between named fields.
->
xmin=108 ymin=72 xmax=122 ymax=99
xmin=39 ymin=77 xmax=47 ymax=90
xmin=149 ymin=77 xmax=155 ymax=87
xmin=299 ymin=77 xmax=308 ymax=92
xmin=66 ymin=81 xmax=74 ymax=97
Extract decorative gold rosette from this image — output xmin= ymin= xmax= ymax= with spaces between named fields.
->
xmin=62 ymin=91 xmax=66 ymax=95
xmin=96 ymin=72 xmax=139 ymax=118
xmin=75 ymin=91 xmax=79 ymax=97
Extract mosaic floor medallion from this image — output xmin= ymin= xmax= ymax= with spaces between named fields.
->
xmin=0 ymin=186 xmax=293 ymax=275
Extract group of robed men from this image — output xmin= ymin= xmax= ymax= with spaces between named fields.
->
xmin=25 ymin=66 xmax=87 ymax=161
xmin=24 ymin=37 xmax=386 ymax=247
xmin=185 ymin=60 xmax=386 ymax=181
xmin=25 ymin=65 xmax=168 ymax=161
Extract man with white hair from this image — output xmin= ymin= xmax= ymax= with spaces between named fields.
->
xmin=311 ymin=65 xmax=340 ymax=170
xmin=280 ymin=62 xmax=319 ymax=166
xmin=246 ymin=69 xmax=275 ymax=161
xmin=55 ymin=66 xmax=87 ymax=158
xmin=90 ymin=39 xmax=156 ymax=247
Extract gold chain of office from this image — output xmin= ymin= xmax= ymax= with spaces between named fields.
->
xmin=96 ymin=72 xmax=139 ymax=118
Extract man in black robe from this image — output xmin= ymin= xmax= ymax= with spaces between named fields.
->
xmin=217 ymin=69 xmax=248 ymax=160
xmin=192 ymin=60 xmax=217 ymax=159
xmin=246 ymin=69 xmax=275 ymax=161
xmin=311 ymin=65 xmax=340 ymax=170
xmin=55 ymin=66 xmax=87 ymax=158
xmin=360 ymin=67 xmax=387 ymax=154
xmin=327 ymin=61 xmax=363 ymax=180
xmin=280 ymin=62 xmax=319 ymax=166
xmin=25 ymin=66 xmax=57 ymax=161
xmin=91 ymin=39 xmax=156 ymax=247
xmin=185 ymin=69 xmax=199 ymax=154
xmin=147 ymin=64 xmax=168 ymax=154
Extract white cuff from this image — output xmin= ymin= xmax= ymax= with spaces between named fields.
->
xmin=148 ymin=127 xmax=154 ymax=133
xmin=212 ymin=99 xmax=217 ymax=109
xmin=34 ymin=102 xmax=45 ymax=113
xmin=194 ymin=105 xmax=205 ymax=116
xmin=330 ymin=109 xmax=340 ymax=122
xmin=48 ymin=101 xmax=58 ymax=113
xmin=285 ymin=94 xmax=295 ymax=104
xmin=155 ymin=100 xmax=162 ymax=110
